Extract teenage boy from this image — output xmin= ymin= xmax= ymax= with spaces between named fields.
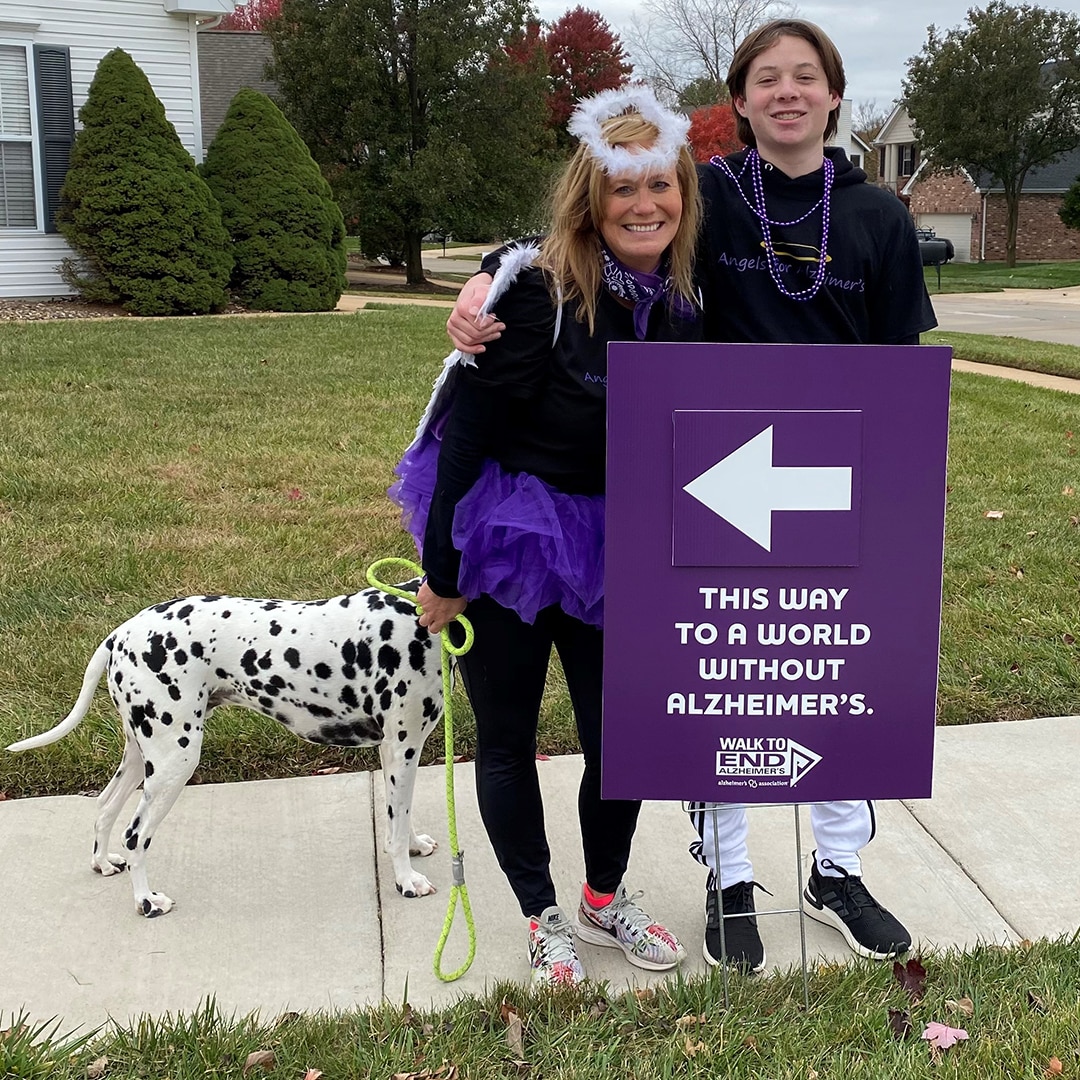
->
xmin=443 ymin=20 xmax=936 ymax=973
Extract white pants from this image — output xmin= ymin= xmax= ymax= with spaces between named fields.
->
xmin=688 ymin=800 xmax=876 ymax=886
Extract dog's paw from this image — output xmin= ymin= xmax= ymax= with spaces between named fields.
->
xmin=396 ymin=872 xmax=437 ymax=898
xmin=93 ymin=854 xmax=128 ymax=876
xmin=137 ymin=892 xmax=175 ymax=918
xmin=409 ymin=833 xmax=438 ymax=857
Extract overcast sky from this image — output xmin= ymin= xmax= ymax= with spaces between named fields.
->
xmin=533 ymin=0 xmax=986 ymax=116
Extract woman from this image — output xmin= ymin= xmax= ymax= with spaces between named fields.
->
xmin=391 ymin=85 xmax=702 ymax=986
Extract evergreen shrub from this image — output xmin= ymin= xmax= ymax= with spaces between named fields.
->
xmin=201 ymin=89 xmax=346 ymax=311
xmin=57 ymin=49 xmax=232 ymax=316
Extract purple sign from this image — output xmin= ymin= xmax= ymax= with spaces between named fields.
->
xmin=602 ymin=343 xmax=952 ymax=803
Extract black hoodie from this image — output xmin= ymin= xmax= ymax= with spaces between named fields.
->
xmin=697 ymin=146 xmax=937 ymax=345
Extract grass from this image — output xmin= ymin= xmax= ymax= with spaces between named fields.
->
xmin=6 ymin=939 xmax=1080 ymax=1078
xmin=924 ymin=332 xmax=1080 ymax=380
xmin=0 ymin=312 xmax=1078 ymax=797
xmin=925 ymin=260 xmax=1080 ymax=294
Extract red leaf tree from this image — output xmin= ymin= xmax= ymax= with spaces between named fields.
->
xmin=687 ymin=103 xmax=742 ymax=163
xmin=545 ymin=7 xmax=633 ymax=132
xmin=219 ymin=0 xmax=283 ymax=31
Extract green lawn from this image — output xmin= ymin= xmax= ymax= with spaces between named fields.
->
xmin=0 ymin=311 xmax=1078 ymax=799
xmin=6 ymin=939 xmax=1080 ymax=1079
xmin=924 ymin=332 xmax=1080 ymax=381
xmin=925 ymin=260 xmax=1080 ymax=294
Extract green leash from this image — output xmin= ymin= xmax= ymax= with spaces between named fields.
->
xmin=366 ymin=557 xmax=477 ymax=981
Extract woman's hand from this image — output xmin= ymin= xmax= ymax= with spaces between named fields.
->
xmin=447 ymin=273 xmax=503 ymax=353
xmin=416 ymin=581 xmax=468 ymax=635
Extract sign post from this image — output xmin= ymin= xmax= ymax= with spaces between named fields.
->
xmin=602 ymin=343 xmax=952 ymax=804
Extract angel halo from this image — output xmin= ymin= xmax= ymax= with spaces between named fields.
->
xmin=566 ymin=84 xmax=692 ymax=177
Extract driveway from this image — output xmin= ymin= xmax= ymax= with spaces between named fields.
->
xmin=931 ymin=286 xmax=1080 ymax=346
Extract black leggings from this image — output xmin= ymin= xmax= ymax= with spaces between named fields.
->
xmin=456 ymin=595 xmax=642 ymax=916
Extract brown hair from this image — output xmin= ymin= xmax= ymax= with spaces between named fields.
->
xmin=726 ymin=19 xmax=846 ymax=148
xmin=540 ymin=112 xmax=701 ymax=333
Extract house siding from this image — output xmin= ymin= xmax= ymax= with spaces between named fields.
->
xmin=983 ymin=193 xmax=1080 ymax=261
xmin=0 ymin=0 xmax=204 ymax=298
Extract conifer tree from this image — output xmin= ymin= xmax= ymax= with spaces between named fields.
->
xmin=201 ymin=89 xmax=346 ymax=311
xmin=57 ymin=48 xmax=231 ymax=315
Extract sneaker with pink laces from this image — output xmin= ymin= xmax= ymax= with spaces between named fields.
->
xmin=528 ymin=905 xmax=586 ymax=987
xmin=574 ymin=883 xmax=686 ymax=971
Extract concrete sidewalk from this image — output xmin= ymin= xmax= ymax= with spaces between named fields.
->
xmin=3 ymin=716 xmax=1078 ymax=1032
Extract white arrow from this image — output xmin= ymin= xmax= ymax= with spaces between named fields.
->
xmin=682 ymin=425 xmax=851 ymax=551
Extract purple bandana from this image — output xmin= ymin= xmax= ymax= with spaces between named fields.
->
xmin=600 ymin=244 xmax=695 ymax=339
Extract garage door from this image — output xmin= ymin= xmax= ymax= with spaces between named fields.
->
xmin=916 ymin=213 xmax=973 ymax=262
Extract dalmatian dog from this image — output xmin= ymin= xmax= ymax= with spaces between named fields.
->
xmin=7 ymin=585 xmax=446 ymax=917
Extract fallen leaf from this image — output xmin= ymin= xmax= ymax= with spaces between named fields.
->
xmin=1064 ymin=486 xmax=1076 ymax=497
xmin=1067 ymin=432 xmax=1074 ymax=440
xmin=586 ymin=999 xmax=609 ymax=1020
xmin=632 ymin=987 xmax=655 ymax=1001
xmin=535 ymin=754 xmax=550 ymax=761
xmin=946 ymin=997 xmax=974 ymax=1017
xmin=1028 ymin=990 xmax=1047 ymax=1013
xmin=1009 ymin=565 xmax=1025 ymax=578
xmin=1019 ymin=939 xmax=1034 ymax=951
xmin=888 ymin=1008 xmax=912 ymax=1040
xmin=287 ymin=488 xmax=304 ymax=501
xmin=1071 ymin=516 xmax=1080 ymax=527
xmin=808 ymin=1071 xmax=819 ymax=1080
xmin=402 ymin=1003 xmax=415 ymax=1026
xmin=243 ymin=1049 xmax=275 ymax=1075
xmin=303 ymin=1071 xmax=323 ymax=1080
xmin=684 ymin=1037 xmax=707 ymax=1057
xmin=984 ymin=510 xmax=1005 ymax=519
xmin=0 ymin=791 xmax=8 ymax=802
xmin=1047 ymin=1058 xmax=1064 ymax=1077
xmin=675 ymin=1014 xmax=706 ymax=1029
xmin=501 ymin=1001 xmax=525 ymax=1060
xmin=274 ymin=1012 xmax=300 ymax=1027
xmin=1064 ymin=634 xmax=1076 ymax=646
xmin=893 ymin=957 xmax=927 ymax=1003
xmin=1009 ymin=662 xmax=1021 ymax=673
xmin=921 ymin=1022 xmax=969 ymax=1050
xmin=313 ymin=766 xmax=342 ymax=775
xmin=87 ymin=1057 xmax=109 ymax=1078
xmin=742 ymin=1036 xmax=758 ymax=1051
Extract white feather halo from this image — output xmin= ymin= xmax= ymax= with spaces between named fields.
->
xmin=567 ymin=84 xmax=691 ymax=176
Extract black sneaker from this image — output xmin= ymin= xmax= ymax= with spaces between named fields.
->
xmin=703 ymin=880 xmax=767 ymax=973
xmin=803 ymin=858 xmax=911 ymax=960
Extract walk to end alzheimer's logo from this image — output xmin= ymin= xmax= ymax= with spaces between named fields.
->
xmin=715 ymin=736 xmax=822 ymax=790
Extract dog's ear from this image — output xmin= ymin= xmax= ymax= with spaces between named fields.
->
xmin=399 ymin=578 xmax=423 ymax=596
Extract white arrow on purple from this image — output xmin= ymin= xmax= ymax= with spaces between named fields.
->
xmin=682 ymin=425 xmax=852 ymax=551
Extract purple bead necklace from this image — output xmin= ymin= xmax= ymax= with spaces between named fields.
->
xmin=711 ymin=148 xmax=835 ymax=302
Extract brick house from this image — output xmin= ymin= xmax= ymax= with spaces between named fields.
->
xmin=875 ymin=102 xmax=1080 ymax=262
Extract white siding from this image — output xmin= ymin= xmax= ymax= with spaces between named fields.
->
xmin=0 ymin=0 xmax=208 ymax=298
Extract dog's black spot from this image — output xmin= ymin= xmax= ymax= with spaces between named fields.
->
xmin=259 ymin=696 xmax=274 ymax=709
xmin=145 ymin=760 xmax=154 ymax=778
xmin=178 ymin=736 xmax=190 ymax=748
xmin=409 ymin=640 xmax=427 ymax=672
xmin=190 ymin=641 xmax=204 ymax=658
xmin=216 ymin=667 xmax=230 ymax=679
xmin=342 ymin=640 xmax=357 ymax=666
xmin=143 ymin=701 xmax=157 ymax=718
xmin=257 ymin=651 xmax=272 ymax=670
xmin=142 ymin=635 xmax=168 ymax=673
xmin=380 ymin=689 xmax=393 ymax=712
xmin=240 ymin=649 xmax=259 ymax=676
xmin=380 ymin=619 xmax=395 ymax=641
xmin=284 ymin=647 xmax=301 ymax=668
xmin=114 ymin=670 xmax=124 ymax=686
xmin=160 ymin=711 xmax=173 ymax=726
xmin=342 ymin=664 xmax=356 ymax=680
xmin=395 ymin=680 xmax=408 ymax=697
xmin=398 ymin=729 xmax=407 ymax=741
xmin=221 ymin=610 xmax=231 ymax=619
xmin=106 ymin=634 xmax=116 ymax=649
xmin=405 ymin=747 xmax=416 ymax=760
xmin=389 ymin=773 xmax=396 ymax=785
xmin=423 ymin=697 xmax=439 ymax=719
xmin=164 ymin=634 xmax=177 ymax=651
xmin=306 ymin=703 xmax=335 ymax=719
xmin=141 ymin=898 xmax=153 ymax=914
xmin=263 ymin=602 xmax=280 ymax=611
xmin=269 ymin=674 xmax=286 ymax=689
xmin=157 ymin=671 xmax=172 ymax=685
xmin=388 ymin=804 xmax=394 ymax=819
xmin=339 ymin=596 xmax=351 ymax=608
xmin=143 ymin=837 xmax=152 ymax=850
xmin=126 ymin=833 xmax=139 ymax=851
xmin=168 ymin=685 xmax=181 ymax=701
xmin=177 ymin=604 xmax=194 ymax=621
xmin=364 ymin=694 xmax=374 ymax=713
xmin=270 ymin=620 xmax=282 ymax=636
xmin=388 ymin=595 xmax=416 ymax=617
xmin=183 ymin=722 xmax=191 ymax=731
xmin=366 ymin=594 xmax=385 ymax=611
xmin=356 ymin=640 xmax=373 ymax=673
xmin=377 ymin=645 xmax=401 ymax=676
xmin=174 ymin=649 xmax=187 ymax=665
xmin=339 ymin=685 xmax=359 ymax=709
xmin=314 ymin=662 xmax=332 ymax=680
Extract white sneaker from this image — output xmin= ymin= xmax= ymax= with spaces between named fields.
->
xmin=528 ymin=906 xmax=585 ymax=987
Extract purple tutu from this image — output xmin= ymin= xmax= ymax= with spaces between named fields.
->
xmin=389 ymin=430 xmax=605 ymax=627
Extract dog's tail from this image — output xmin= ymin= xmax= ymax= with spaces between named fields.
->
xmin=6 ymin=640 xmax=112 ymax=753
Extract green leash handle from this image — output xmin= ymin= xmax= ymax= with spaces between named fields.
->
xmin=366 ymin=557 xmax=477 ymax=981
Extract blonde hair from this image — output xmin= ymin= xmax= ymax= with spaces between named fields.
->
xmin=540 ymin=112 xmax=701 ymax=333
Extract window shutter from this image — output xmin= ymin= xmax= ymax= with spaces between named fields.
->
xmin=33 ymin=44 xmax=73 ymax=233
